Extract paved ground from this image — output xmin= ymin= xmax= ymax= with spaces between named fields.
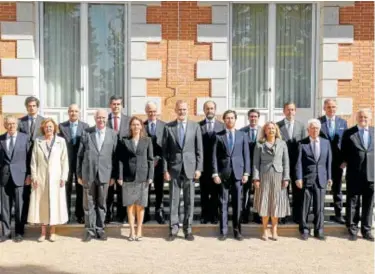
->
xmin=0 ymin=232 xmax=373 ymax=274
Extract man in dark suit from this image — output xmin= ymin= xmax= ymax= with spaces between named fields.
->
xmin=59 ymin=104 xmax=89 ymax=223
xmin=240 ymin=109 xmax=262 ymax=224
xmin=342 ymin=109 xmax=374 ymax=241
xmin=277 ymin=102 xmax=307 ymax=223
xmin=212 ymin=110 xmax=250 ymax=241
xmin=162 ymin=100 xmax=203 ymax=241
xmin=0 ymin=116 xmax=30 ymax=242
xmin=106 ymin=95 xmax=131 ymax=224
xmin=17 ymin=96 xmax=45 ymax=224
xmin=77 ymin=109 xmax=118 ymax=242
xmin=198 ymin=100 xmax=224 ymax=224
xmin=296 ymin=119 xmax=332 ymax=241
xmin=144 ymin=101 xmax=166 ymax=224
xmin=318 ymin=99 xmax=348 ymax=224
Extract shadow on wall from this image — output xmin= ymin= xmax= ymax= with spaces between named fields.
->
xmin=0 ymin=265 xmax=71 ymax=274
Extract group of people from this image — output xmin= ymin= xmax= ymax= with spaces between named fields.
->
xmin=0 ymin=95 xmax=373 ymax=243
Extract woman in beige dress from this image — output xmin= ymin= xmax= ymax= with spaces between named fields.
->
xmin=28 ymin=118 xmax=69 ymax=242
xmin=253 ymin=121 xmax=290 ymax=241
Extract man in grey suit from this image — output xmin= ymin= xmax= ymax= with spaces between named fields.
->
xmin=59 ymin=104 xmax=89 ymax=223
xmin=17 ymin=96 xmax=45 ymax=224
xmin=342 ymin=109 xmax=374 ymax=241
xmin=106 ymin=95 xmax=131 ymax=224
xmin=277 ymin=102 xmax=307 ymax=223
xmin=0 ymin=116 xmax=30 ymax=242
xmin=144 ymin=101 xmax=166 ymax=224
xmin=77 ymin=109 xmax=118 ymax=242
xmin=296 ymin=119 xmax=332 ymax=241
xmin=240 ymin=109 xmax=262 ymax=224
xmin=162 ymin=100 xmax=203 ymax=241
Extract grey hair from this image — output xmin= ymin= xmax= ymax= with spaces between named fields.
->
xmin=3 ymin=115 xmax=17 ymax=123
xmin=145 ymin=101 xmax=157 ymax=109
xmin=356 ymin=108 xmax=372 ymax=118
xmin=94 ymin=109 xmax=108 ymax=117
xmin=307 ymin=118 xmax=321 ymax=128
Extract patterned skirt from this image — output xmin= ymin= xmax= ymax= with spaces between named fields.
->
xmin=122 ymin=181 xmax=149 ymax=207
xmin=253 ymin=167 xmax=291 ymax=218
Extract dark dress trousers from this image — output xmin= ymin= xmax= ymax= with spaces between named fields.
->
xmin=296 ymin=137 xmax=332 ymax=235
xmin=0 ymin=132 xmax=29 ymax=236
xmin=318 ymin=116 xmax=347 ymax=218
xmin=199 ymin=119 xmax=224 ymax=223
xmin=17 ymin=114 xmax=45 ymax=224
xmin=144 ymin=120 xmax=166 ymax=218
xmin=212 ymin=129 xmax=250 ymax=236
xmin=58 ymin=120 xmax=89 ymax=221
xmin=239 ymin=125 xmax=261 ymax=223
xmin=277 ymin=119 xmax=307 ymax=222
xmin=106 ymin=112 xmax=131 ymax=222
xmin=342 ymin=126 xmax=374 ymax=236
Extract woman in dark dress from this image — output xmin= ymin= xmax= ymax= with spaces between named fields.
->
xmin=117 ymin=116 xmax=154 ymax=241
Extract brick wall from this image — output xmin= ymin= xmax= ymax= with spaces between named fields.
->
xmin=147 ymin=1 xmax=211 ymax=122
xmin=0 ymin=2 xmax=17 ymax=132
xmin=338 ymin=1 xmax=374 ymax=126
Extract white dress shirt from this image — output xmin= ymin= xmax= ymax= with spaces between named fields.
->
xmin=206 ymin=118 xmax=215 ymax=132
xmin=6 ymin=132 xmax=17 ymax=151
xmin=96 ymin=128 xmax=106 ymax=150
xmin=285 ymin=118 xmax=294 ymax=138
xmin=358 ymin=125 xmax=370 ymax=149
xmin=111 ymin=113 xmax=121 ymax=129
xmin=309 ymin=137 xmax=320 ymax=161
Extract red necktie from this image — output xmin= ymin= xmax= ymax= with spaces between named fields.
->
xmin=114 ymin=116 xmax=118 ymax=132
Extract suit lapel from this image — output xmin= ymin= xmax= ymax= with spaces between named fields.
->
xmin=231 ymin=131 xmax=241 ymax=156
xmin=37 ymin=138 xmax=49 ymax=160
xmin=22 ymin=118 xmax=30 ymax=135
xmin=64 ymin=122 xmax=72 ymax=140
xmin=200 ymin=120 xmax=207 ymax=135
xmin=171 ymin=121 xmax=181 ymax=149
xmin=90 ymin=131 xmax=100 ymax=152
xmin=353 ymin=130 xmax=365 ymax=151
xmin=107 ymin=114 xmax=113 ymax=129
xmin=0 ymin=136 xmax=9 ymax=159
xmin=125 ymin=138 xmax=136 ymax=154
xmin=369 ymin=128 xmax=374 ymax=152
xmin=222 ymin=133 xmax=230 ymax=156
xmin=279 ymin=121 xmax=290 ymax=141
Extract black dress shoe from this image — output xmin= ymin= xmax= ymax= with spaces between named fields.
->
xmin=314 ymin=234 xmax=326 ymax=241
xmin=279 ymin=218 xmax=287 ymax=225
xmin=0 ymin=235 xmax=11 ymax=242
xmin=14 ymin=235 xmax=23 ymax=243
xmin=363 ymin=233 xmax=375 ymax=242
xmin=185 ymin=233 xmax=195 ymax=241
xmin=167 ymin=234 xmax=176 ymax=242
xmin=333 ymin=216 xmax=345 ymax=224
xmin=97 ymin=233 xmax=108 ymax=241
xmin=218 ymin=234 xmax=227 ymax=241
xmin=211 ymin=218 xmax=219 ymax=225
xmin=200 ymin=218 xmax=208 ymax=224
xmin=241 ymin=216 xmax=249 ymax=224
xmin=349 ymin=234 xmax=358 ymax=241
xmin=105 ymin=215 xmax=112 ymax=224
xmin=83 ymin=234 xmax=93 ymax=242
xmin=76 ymin=217 xmax=85 ymax=224
xmin=155 ymin=213 xmax=165 ymax=224
xmin=301 ymin=234 xmax=309 ymax=241
xmin=235 ymin=233 xmax=244 ymax=241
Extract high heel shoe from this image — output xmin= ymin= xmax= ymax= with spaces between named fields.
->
xmin=128 ymin=235 xmax=135 ymax=241
xmin=37 ymin=235 xmax=46 ymax=242
xmin=49 ymin=234 xmax=57 ymax=242
xmin=261 ymin=229 xmax=268 ymax=241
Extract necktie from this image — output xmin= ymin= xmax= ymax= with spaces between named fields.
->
xmin=313 ymin=141 xmax=319 ymax=161
xmin=8 ymin=136 xmax=14 ymax=155
xmin=150 ymin=122 xmax=156 ymax=136
xmin=179 ymin=123 xmax=185 ymax=146
xmin=287 ymin=122 xmax=293 ymax=139
xmin=251 ymin=129 xmax=256 ymax=142
xmin=208 ymin=121 xmax=213 ymax=133
xmin=228 ymin=131 xmax=234 ymax=152
xmin=30 ymin=118 xmax=35 ymax=137
xmin=98 ymin=131 xmax=104 ymax=150
xmin=362 ymin=128 xmax=369 ymax=149
xmin=114 ymin=116 xmax=119 ymax=132
xmin=328 ymin=119 xmax=334 ymax=139
xmin=71 ymin=123 xmax=77 ymax=145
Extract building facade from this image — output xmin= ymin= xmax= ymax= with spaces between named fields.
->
xmin=0 ymin=1 xmax=373 ymax=129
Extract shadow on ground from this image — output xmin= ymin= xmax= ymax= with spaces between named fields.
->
xmin=0 ymin=265 xmax=71 ymax=274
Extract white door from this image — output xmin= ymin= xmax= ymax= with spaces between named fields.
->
xmin=39 ymin=2 xmax=128 ymax=126
xmin=230 ymin=3 xmax=317 ymax=128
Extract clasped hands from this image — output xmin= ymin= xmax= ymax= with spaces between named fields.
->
xmin=213 ymin=175 xmax=248 ymax=185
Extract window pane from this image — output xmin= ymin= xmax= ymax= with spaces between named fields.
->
xmin=43 ymin=3 xmax=81 ymax=107
xmin=232 ymin=4 xmax=268 ymax=108
xmin=275 ymin=4 xmax=312 ymax=108
xmin=88 ymin=4 xmax=125 ymax=108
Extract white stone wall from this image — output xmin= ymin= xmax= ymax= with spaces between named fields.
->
xmin=130 ymin=2 xmax=162 ymax=115
xmin=1 ymin=2 xmax=36 ymax=113
xmin=319 ymin=1 xmax=355 ymax=116
xmin=196 ymin=1 xmax=229 ymax=115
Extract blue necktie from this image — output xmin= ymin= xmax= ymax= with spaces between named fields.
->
xmin=228 ymin=131 xmax=234 ymax=152
xmin=71 ymin=123 xmax=77 ymax=145
xmin=150 ymin=122 xmax=156 ymax=136
xmin=179 ymin=123 xmax=185 ymax=146
xmin=251 ymin=129 xmax=256 ymax=142
xmin=361 ymin=128 xmax=369 ymax=149
xmin=328 ymin=119 xmax=335 ymax=139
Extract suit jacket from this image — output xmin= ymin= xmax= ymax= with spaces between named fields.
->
xmin=58 ymin=120 xmax=89 ymax=173
xmin=199 ymin=119 xmax=225 ymax=176
xmin=240 ymin=125 xmax=262 ymax=169
xmin=18 ymin=115 xmax=45 ymax=141
xmin=107 ymin=113 xmax=131 ymax=139
xmin=212 ymin=129 xmax=250 ymax=181
xmin=277 ymin=119 xmax=307 ymax=169
xmin=144 ymin=119 xmax=165 ymax=175
xmin=0 ymin=132 xmax=30 ymax=186
xmin=319 ymin=116 xmax=347 ymax=165
xmin=342 ymin=126 xmax=374 ymax=189
xmin=118 ymin=136 xmax=154 ymax=182
xmin=77 ymin=127 xmax=118 ymax=184
xmin=162 ymin=120 xmax=203 ymax=180
xmin=295 ymin=137 xmax=332 ymax=189
xmin=252 ymin=139 xmax=290 ymax=181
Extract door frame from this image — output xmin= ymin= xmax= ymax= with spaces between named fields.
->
xmin=36 ymin=2 xmax=131 ymax=126
xmin=228 ymin=2 xmax=319 ymax=127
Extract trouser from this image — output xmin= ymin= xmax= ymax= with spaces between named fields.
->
xmin=66 ymin=171 xmax=84 ymax=220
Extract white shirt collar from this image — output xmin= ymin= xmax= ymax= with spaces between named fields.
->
xmin=285 ymin=118 xmax=294 ymax=124
xmin=206 ymin=118 xmax=215 ymax=124
xmin=111 ymin=113 xmax=121 ymax=119
xmin=326 ymin=115 xmax=336 ymax=121
xmin=358 ymin=125 xmax=369 ymax=131
xmin=309 ymin=137 xmax=320 ymax=143
xmin=6 ymin=132 xmax=17 ymax=139
xmin=96 ymin=128 xmax=105 ymax=134
xmin=226 ymin=128 xmax=235 ymax=133
xmin=249 ymin=125 xmax=258 ymax=130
